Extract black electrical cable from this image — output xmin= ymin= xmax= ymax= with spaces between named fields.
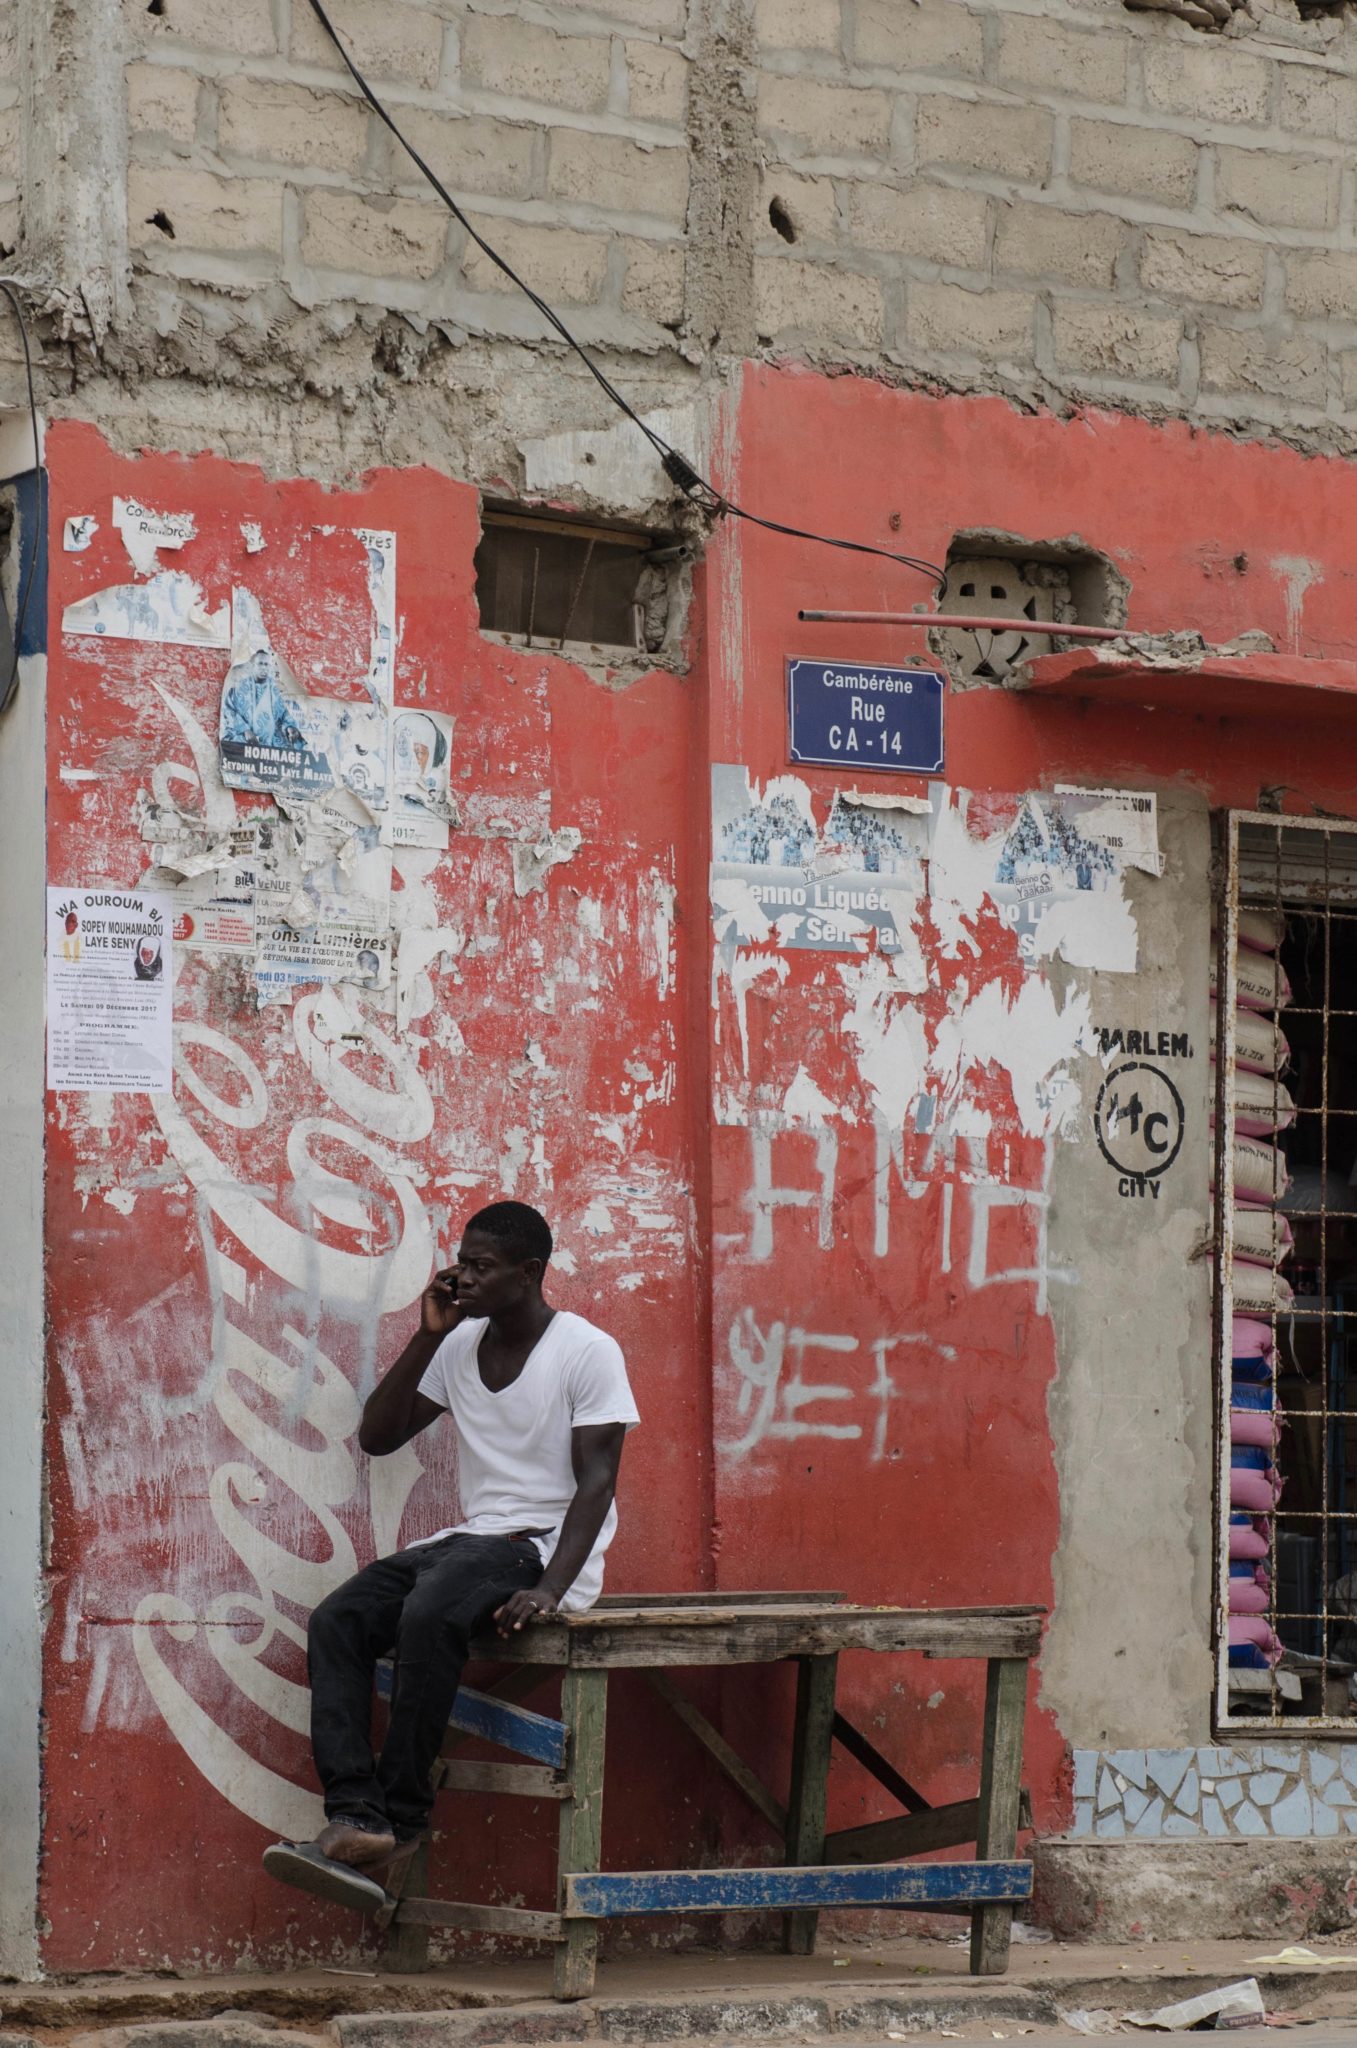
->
xmin=304 ymin=0 xmax=947 ymax=596
xmin=0 ymin=278 xmax=41 ymax=718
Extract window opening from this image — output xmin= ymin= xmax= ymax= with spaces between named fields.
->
xmin=1215 ymin=810 xmax=1357 ymax=1730
xmin=474 ymin=508 xmax=677 ymax=656
xmin=931 ymin=533 xmax=1127 ymax=689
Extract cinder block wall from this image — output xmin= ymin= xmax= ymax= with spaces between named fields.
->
xmin=9 ymin=0 xmax=1357 ymax=482
xmin=106 ymin=0 xmax=1357 ymax=449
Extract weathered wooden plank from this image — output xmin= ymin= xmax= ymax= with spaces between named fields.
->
xmin=831 ymin=1712 xmax=929 ymax=1813
xmin=440 ymin=1665 xmax=554 ymax=1756
xmin=824 ymin=1791 xmax=1033 ymax=1864
xmin=970 ymin=1657 xmax=1029 ymax=1978
xmin=440 ymin=1760 xmax=569 ymax=1800
xmin=646 ymin=1671 xmax=786 ymax=1834
xmin=554 ymin=1665 xmax=608 ymax=2001
xmin=448 ymin=1687 xmax=568 ymax=1768
xmin=784 ymin=1653 xmax=837 ymax=1955
xmin=594 ymin=1591 xmax=844 ymax=1609
xmin=395 ymin=1897 xmax=564 ymax=1940
xmin=380 ymin=1833 xmax=431 ymax=1969
xmin=561 ymin=1613 xmax=1044 ymax=1668
xmin=562 ymin=1859 xmax=1033 ymax=1919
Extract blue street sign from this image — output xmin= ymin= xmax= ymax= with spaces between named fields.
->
xmin=787 ymin=657 xmax=945 ymax=774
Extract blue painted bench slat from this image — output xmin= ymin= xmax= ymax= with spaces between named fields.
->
xmin=375 ymin=1662 xmax=569 ymax=1771
xmin=562 ymin=1858 xmax=1033 ymax=1919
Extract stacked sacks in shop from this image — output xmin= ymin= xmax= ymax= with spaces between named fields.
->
xmin=1212 ymin=907 xmax=1293 ymax=1670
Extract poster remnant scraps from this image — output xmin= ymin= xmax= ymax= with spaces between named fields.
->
xmin=990 ymin=794 xmax=1138 ymax=973
xmin=46 ymin=887 xmax=173 ymax=1093
xmin=241 ymin=522 xmax=266 ymax=555
xmin=217 ymin=591 xmax=388 ymax=807
xmin=362 ymin=529 xmax=396 ymax=708
xmin=383 ymin=708 xmax=456 ymax=849
xmin=62 ymin=571 xmax=231 ymax=649
xmin=114 ymin=498 xmax=195 ymax=575
xmin=1054 ymin=784 xmax=1164 ymax=877
xmin=64 ymin=516 xmax=97 ymax=552
xmin=711 ymin=764 xmax=922 ymax=955
xmin=253 ymin=924 xmax=391 ymax=1007
xmin=156 ymin=823 xmax=259 ymax=954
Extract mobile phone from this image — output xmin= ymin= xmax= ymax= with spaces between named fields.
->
xmin=435 ymin=1266 xmax=459 ymax=1299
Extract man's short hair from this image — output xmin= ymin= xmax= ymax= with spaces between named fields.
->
xmin=463 ymin=1200 xmax=553 ymax=1268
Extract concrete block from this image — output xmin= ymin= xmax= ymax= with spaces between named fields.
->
xmin=461 ymin=16 xmax=612 ymax=115
xmin=621 ymin=237 xmax=685 ymax=324
xmin=218 ymin=79 xmax=370 ymax=175
xmin=996 ymin=17 xmax=1128 ymax=106
xmin=581 ymin=0 xmax=686 ymax=29
xmin=1052 ymin=301 xmax=1181 ymax=382
xmin=1199 ymin=321 xmax=1327 ymax=403
xmin=127 ymin=62 xmax=200 ymax=144
xmin=335 ymin=2010 xmax=591 ymax=2048
xmin=833 ymin=1995 xmax=1060 ymax=2034
xmin=625 ymin=40 xmax=689 ymax=125
xmin=134 ymin=0 xmax=275 ymax=55
xmin=994 ymin=201 xmax=1122 ymax=289
xmin=1216 ymin=144 xmax=1337 ymax=229
xmin=755 ymin=0 xmax=843 ymax=52
xmin=1141 ymin=227 xmax=1266 ymax=310
xmin=844 ymin=178 xmax=988 ymax=267
xmin=905 ymin=279 xmax=1035 ymax=357
xmin=463 ymin=216 xmax=609 ymax=305
xmin=548 ymin=131 xmax=690 ymax=221
xmin=290 ymin=0 xmax=442 ymax=87
xmin=1278 ymin=62 xmax=1357 ymax=143
xmin=1143 ymin=42 xmax=1272 ymax=126
xmin=851 ymin=0 xmax=984 ymax=76
xmin=394 ymin=110 xmax=538 ymax=202
xmin=1285 ymin=248 xmax=1357 ymax=318
xmin=596 ymin=1998 xmax=833 ymax=2041
xmin=916 ymin=95 xmax=1054 ymax=183
xmin=760 ymin=165 xmax=840 ymax=243
xmin=1035 ymin=1836 xmax=1357 ymax=1941
xmin=302 ymin=190 xmax=449 ymax=278
xmin=759 ymin=73 xmax=891 ymax=157
xmin=754 ymin=254 xmax=884 ymax=343
xmin=128 ymin=164 xmax=283 ymax=252
xmin=1069 ymin=118 xmax=1197 ymax=205
xmin=1340 ymin=347 xmax=1357 ymax=406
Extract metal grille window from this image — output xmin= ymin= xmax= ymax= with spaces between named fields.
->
xmin=1215 ymin=811 xmax=1357 ymax=1730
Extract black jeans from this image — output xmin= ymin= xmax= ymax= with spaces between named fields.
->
xmin=307 ymin=1531 xmax=544 ymax=1839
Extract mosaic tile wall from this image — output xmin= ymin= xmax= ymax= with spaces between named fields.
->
xmin=1071 ymin=1746 xmax=1357 ymax=1838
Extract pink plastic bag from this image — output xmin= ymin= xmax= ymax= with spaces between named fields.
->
xmin=1229 ymin=1519 xmax=1270 ymax=1561
xmin=1233 ymin=1316 xmax=1276 ymax=1363
xmin=1231 ymin=1465 xmax=1283 ymax=1512
xmin=1229 ymin=1615 xmax=1282 ymax=1665
xmin=1232 ymin=1407 xmax=1282 ymax=1451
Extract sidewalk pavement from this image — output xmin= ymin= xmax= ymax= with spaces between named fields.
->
xmin=7 ymin=1932 xmax=1357 ymax=2046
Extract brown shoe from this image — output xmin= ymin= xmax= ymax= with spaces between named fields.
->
xmin=314 ymin=1819 xmax=397 ymax=1868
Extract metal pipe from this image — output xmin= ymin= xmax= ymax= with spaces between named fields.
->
xmin=797 ymin=609 xmax=1131 ymax=641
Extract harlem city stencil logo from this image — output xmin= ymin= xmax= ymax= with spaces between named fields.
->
xmin=1094 ymin=1059 xmax=1186 ymax=1185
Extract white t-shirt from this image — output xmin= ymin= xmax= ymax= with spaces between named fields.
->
xmin=414 ymin=1309 xmax=639 ymax=1613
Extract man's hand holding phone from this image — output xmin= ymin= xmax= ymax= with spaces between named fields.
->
xmin=422 ymin=1265 xmax=463 ymax=1338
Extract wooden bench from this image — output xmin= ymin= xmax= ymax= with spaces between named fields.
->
xmin=374 ymin=1594 xmax=1044 ymax=2000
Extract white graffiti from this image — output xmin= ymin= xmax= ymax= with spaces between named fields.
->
xmin=725 ymin=1310 xmax=958 ymax=1460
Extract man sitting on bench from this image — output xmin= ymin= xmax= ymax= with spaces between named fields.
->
xmin=264 ymin=1199 xmax=639 ymax=1912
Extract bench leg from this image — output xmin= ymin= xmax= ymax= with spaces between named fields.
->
xmin=554 ymin=1667 xmax=608 ymax=2001
xmin=782 ymin=1652 xmax=838 ymax=1955
xmin=969 ymin=1656 xmax=1028 ymax=1978
xmin=382 ymin=1834 xmax=431 ymax=1973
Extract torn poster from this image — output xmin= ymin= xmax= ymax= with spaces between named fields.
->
xmin=64 ymin=515 xmax=96 ymax=552
xmin=63 ymin=571 xmax=231 ymax=649
xmin=47 ymin=887 xmax=173 ymax=1093
xmin=383 ymin=708 xmax=456 ymax=849
xmin=114 ymin=497 xmax=195 ymax=575
xmin=254 ymin=923 xmax=392 ymax=1007
xmin=710 ymin=764 xmax=920 ymax=954
xmin=218 ymin=590 xmax=387 ymax=806
xmin=361 ymin=529 xmax=396 ymax=708
xmin=1054 ymin=784 xmax=1164 ymax=877
xmin=164 ymin=825 xmax=258 ymax=953
xmin=991 ymin=794 xmax=1137 ymax=973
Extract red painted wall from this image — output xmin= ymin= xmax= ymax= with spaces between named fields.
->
xmin=37 ymin=373 xmax=1357 ymax=1970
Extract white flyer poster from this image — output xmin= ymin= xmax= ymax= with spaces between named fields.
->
xmin=47 ymin=887 xmax=173 ymax=1093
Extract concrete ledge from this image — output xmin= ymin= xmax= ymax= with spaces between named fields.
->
xmin=1034 ymin=1835 xmax=1357 ymax=1942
